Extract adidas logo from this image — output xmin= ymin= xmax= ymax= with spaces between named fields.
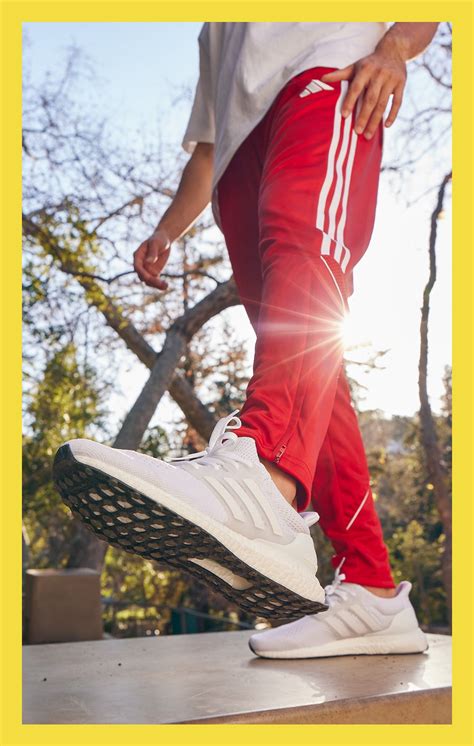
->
xmin=299 ymin=79 xmax=334 ymax=98
xmin=203 ymin=474 xmax=284 ymax=537
xmin=323 ymin=604 xmax=391 ymax=637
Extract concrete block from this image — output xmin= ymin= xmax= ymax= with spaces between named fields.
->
xmin=23 ymin=631 xmax=451 ymax=724
xmin=25 ymin=568 xmax=102 ymax=644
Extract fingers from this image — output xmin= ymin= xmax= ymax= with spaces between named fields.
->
xmin=341 ymin=64 xmax=372 ymax=118
xmin=353 ymin=77 xmax=383 ymax=134
xmin=144 ymin=235 xmax=171 ymax=280
xmin=356 ymin=78 xmax=396 ymax=138
xmin=144 ymin=237 xmax=160 ymax=265
xmin=320 ymin=64 xmax=354 ymax=83
xmin=133 ymin=241 xmax=169 ymax=290
xmin=337 ymin=53 xmax=406 ymax=137
xmin=385 ymin=83 xmax=404 ymax=127
xmin=134 ymin=253 xmax=168 ymax=290
xmin=363 ymin=82 xmax=393 ymax=139
xmin=134 ymin=230 xmax=172 ymax=290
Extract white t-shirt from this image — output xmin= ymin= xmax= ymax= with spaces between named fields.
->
xmin=182 ymin=22 xmax=388 ymax=190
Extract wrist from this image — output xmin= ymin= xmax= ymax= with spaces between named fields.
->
xmin=153 ymin=223 xmax=174 ymax=246
xmin=377 ymin=30 xmax=410 ymax=62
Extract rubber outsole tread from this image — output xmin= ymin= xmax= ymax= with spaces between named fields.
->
xmin=53 ymin=445 xmax=327 ymax=621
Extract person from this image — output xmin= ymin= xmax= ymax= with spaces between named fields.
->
xmin=54 ymin=22 xmax=438 ymax=658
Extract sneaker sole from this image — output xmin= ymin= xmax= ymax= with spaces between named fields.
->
xmin=53 ymin=445 xmax=328 ymax=621
xmin=248 ymin=628 xmax=429 ymax=658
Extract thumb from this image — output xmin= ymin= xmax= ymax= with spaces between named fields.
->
xmin=145 ymin=231 xmax=170 ymax=264
xmin=321 ymin=65 xmax=354 ymax=83
xmin=145 ymin=237 xmax=160 ymax=264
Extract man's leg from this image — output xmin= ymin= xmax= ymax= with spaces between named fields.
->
xmin=221 ymin=66 xmax=395 ymax=594
xmin=242 ymin=70 xmax=426 ymax=656
xmin=218 ymin=131 xmax=395 ymax=589
xmin=214 ymin=118 xmax=263 ymax=332
xmin=312 ymin=370 xmax=395 ymax=590
xmin=216 ymin=119 xmax=299 ymax=504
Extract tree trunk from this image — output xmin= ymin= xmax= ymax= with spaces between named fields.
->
xmin=66 ymin=519 xmax=109 ymax=570
xmin=114 ymin=278 xmax=238 ymax=449
xmin=417 ymin=171 xmax=452 ymax=626
xmin=114 ymin=331 xmax=187 ymax=449
xmin=22 ymin=524 xmax=31 ymax=640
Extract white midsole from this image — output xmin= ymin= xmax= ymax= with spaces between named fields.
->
xmin=251 ymin=628 xmax=429 ymax=659
xmin=189 ymin=558 xmax=254 ymax=590
xmin=71 ymin=448 xmax=326 ymax=604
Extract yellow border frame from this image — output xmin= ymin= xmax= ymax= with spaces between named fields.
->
xmin=1 ymin=2 xmax=472 ymax=744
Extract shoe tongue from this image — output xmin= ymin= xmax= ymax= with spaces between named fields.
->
xmin=228 ymin=436 xmax=260 ymax=464
xmin=339 ymin=582 xmax=364 ymax=594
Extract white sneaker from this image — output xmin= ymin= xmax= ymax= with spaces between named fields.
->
xmin=248 ymin=565 xmax=428 ymax=657
xmin=53 ymin=411 xmax=327 ymax=620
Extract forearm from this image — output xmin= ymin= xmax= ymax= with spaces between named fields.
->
xmin=377 ymin=22 xmax=439 ymax=62
xmin=157 ymin=142 xmax=214 ymax=242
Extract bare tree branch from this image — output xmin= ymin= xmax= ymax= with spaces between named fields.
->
xmin=114 ymin=279 xmax=239 ymax=448
xmin=23 ymin=213 xmax=234 ymax=444
xmin=418 ymin=170 xmax=452 ymax=626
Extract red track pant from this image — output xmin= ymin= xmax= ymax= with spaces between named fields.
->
xmin=215 ymin=67 xmax=394 ymax=587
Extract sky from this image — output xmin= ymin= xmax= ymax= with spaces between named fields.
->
xmin=23 ymin=22 xmax=452 ymax=419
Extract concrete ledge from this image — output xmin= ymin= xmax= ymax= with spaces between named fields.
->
xmin=190 ymin=687 xmax=452 ymax=725
xmin=23 ymin=631 xmax=451 ymax=724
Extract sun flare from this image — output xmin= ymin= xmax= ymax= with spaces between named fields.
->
xmin=340 ymin=312 xmax=361 ymax=350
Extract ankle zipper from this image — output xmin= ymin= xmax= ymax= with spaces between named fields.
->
xmin=274 ymin=444 xmax=287 ymax=463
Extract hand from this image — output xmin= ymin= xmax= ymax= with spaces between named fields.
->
xmin=133 ymin=227 xmax=172 ymax=290
xmin=321 ymin=42 xmax=407 ymax=139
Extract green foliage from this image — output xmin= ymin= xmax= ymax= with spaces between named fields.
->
xmin=388 ymin=521 xmax=446 ymax=625
xmin=101 ymin=548 xmax=188 ymax=637
xmin=362 ymin=396 xmax=451 ymax=628
xmin=23 ymin=343 xmax=107 ymax=566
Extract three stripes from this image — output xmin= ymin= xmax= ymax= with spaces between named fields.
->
xmin=204 ymin=475 xmax=284 ymax=536
xmin=316 ymin=80 xmax=359 ymax=273
xmin=203 ymin=474 xmax=370 ymax=537
xmin=323 ymin=602 xmax=388 ymax=637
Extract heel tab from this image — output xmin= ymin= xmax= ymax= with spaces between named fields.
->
xmin=397 ymin=580 xmax=413 ymax=596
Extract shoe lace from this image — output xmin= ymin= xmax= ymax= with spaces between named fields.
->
xmin=324 ymin=558 xmax=355 ymax=607
xmin=170 ymin=410 xmax=248 ymax=470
